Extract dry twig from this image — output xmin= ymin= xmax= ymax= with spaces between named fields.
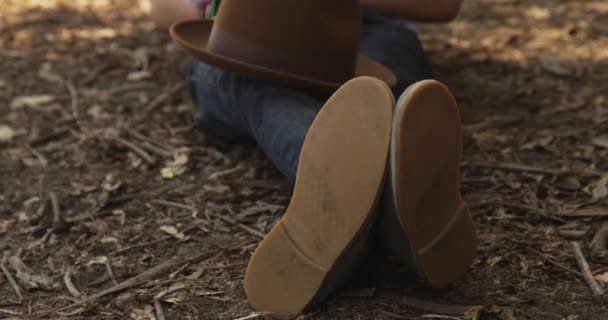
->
xmin=558 ymin=229 xmax=587 ymax=239
xmin=110 ymin=236 xmax=173 ymax=256
xmin=211 ymin=213 xmax=266 ymax=239
xmin=464 ymin=161 xmax=563 ymax=175
xmin=0 ymin=263 xmax=24 ymax=302
xmin=29 ymin=148 xmax=48 ymax=167
xmin=48 ymin=191 xmax=61 ymax=225
xmin=114 ymin=136 xmax=156 ymax=164
xmin=64 ymin=267 xmax=82 ymax=298
xmin=41 ymin=252 xmax=214 ymax=316
xmin=66 ymin=81 xmax=79 ymax=121
xmin=150 ymin=199 xmax=197 ymax=213
xmin=569 ymin=241 xmax=604 ymax=296
xmin=105 ymin=259 xmax=119 ymax=285
xmin=154 ymin=300 xmax=166 ymax=320
xmin=141 ymin=82 xmax=185 ymax=115
xmin=524 ymin=246 xmax=583 ymax=277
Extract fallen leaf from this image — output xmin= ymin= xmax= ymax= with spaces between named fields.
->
xmin=102 ymin=175 xmax=122 ymax=193
xmin=203 ymin=184 xmax=230 ymax=194
xmin=164 ymin=149 xmax=189 ymax=177
xmin=592 ymin=175 xmax=608 ymax=200
xmin=160 ymin=167 xmax=174 ymax=179
xmin=10 ymin=94 xmax=54 ymax=109
xmin=8 ymin=256 xmax=53 ymax=290
xmin=185 ymin=267 xmax=205 ymax=280
xmin=486 ymin=256 xmax=503 ymax=267
xmin=87 ymin=256 xmax=109 ymax=266
xmin=159 ymin=225 xmax=185 ymax=240
xmin=127 ymin=70 xmax=151 ymax=81
xmin=592 ymin=134 xmax=608 ymax=149
xmin=0 ymin=219 xmax=15 ymax=235
xmin=163 ymin=291 xmax=188 ymax=304
xmin=129 ymin=305 xmax=156 ymax=320
xmin=525 ymin=6 xmax=551 ymax=20
xmin=520 ymin=136 xmax=553 ymax=151
xmin=595 ymin=272 xmax=608 ymax=284
xmin=464 ymin=306 xmax=484 ymax=320
xmin=0 ymin=125 xmax=16 ymax=143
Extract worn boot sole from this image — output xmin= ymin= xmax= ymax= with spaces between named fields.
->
xmin=244 ymin=77 xmax=394 ymax=318
xmin=389 ymin=80 xmax=477 ymax=288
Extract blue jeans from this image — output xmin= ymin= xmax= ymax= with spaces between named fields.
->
xmin=187 ymin=8 xmax=432 ymax=183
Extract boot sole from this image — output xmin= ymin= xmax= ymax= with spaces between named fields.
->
xmin=244 ymin=77 xmax=394 ymax=318
xmin=390 ymin=80 xmax=477 ymax=288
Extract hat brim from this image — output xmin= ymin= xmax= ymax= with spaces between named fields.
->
xmin=170 ymin=19 xmax=397 ymax=91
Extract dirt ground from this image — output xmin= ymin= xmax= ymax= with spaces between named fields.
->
xmin=1 ymin=0 xmax=608 ymax=319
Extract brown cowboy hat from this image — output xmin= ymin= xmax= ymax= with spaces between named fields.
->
xmin=169 ymin=0 xmax=397 ymax=91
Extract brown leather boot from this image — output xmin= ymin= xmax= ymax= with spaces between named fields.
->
xmin=244 ymin=77 xmax=394 ymax=318
xmin=380 ymin=80 xmax=478 ymax=289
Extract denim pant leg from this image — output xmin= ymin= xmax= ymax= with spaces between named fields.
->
xmin=360 ymin=9 xmax=432 ymax=96
xmin=188 ymin=61 xmax=252 ymax=142
xmin=242 ymin=84 xmax=325 ymax=183
xmin=188 ymin=61 xmax=324 ymax=183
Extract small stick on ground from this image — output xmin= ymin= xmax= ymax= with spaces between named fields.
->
xmin=154 ymin=300 xmax=166 ymax=320
xmin=110 ymin=236 xmax=173 ymax=256
xmin=48 ymin=191 xmax=61 ymax=225
xmin=104 ymin=259 xmax=119 ymax=285
xmin=114 ymin=137 xmax=156 ymax=165
xmin=569 ymin=241 xmax=605 ymax=296
xmin=40 ymin=252 xmax=214 ymax=316
xmin=66 ymin=81 xmax=79 ymax=121
xmin=232 ymin=312 xmax=275 ymax=320
xmin=559 ymin=229 xmax=587 ymax=240
xmin=0 ymin=262 xmax=24 ymax=303
xmin=210 ymin=213 xmax=265 ymax=240
xmin=141 ymin=82 xmax=185 ymax=115
xmin=140 ymin=141 xmax=174 ymax=158
xmin=590 ymin=222 xmax=608 ymax=254
xmin=506 ymin=240 xmax=583 ymax=277
xmin=29 ymin=148 xmax=48 ymax=167
xmin=64 ymin=267 xmax=82 ymax=298
xmin=150 ymin=200 xmax=197 ymax=212
xmin=464 ymin=161 xmax=563 ymax=176
xmin=491 ymin=200 xmax=566 ymax=223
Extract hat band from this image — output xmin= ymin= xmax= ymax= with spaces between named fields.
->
xmin=207 ymin=26 xmax=354 ymax=83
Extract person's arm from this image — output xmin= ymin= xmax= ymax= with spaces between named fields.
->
xmin=149 ymin=0 xmax=201 ymax=32
xmin=361 ymin=0 xmax=464 ymax=22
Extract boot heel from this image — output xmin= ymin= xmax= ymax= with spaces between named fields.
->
xmin=416 ymin=202 xmax=477 ymax=288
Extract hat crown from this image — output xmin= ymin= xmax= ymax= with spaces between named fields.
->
xmin=208 ymin=0 xmax=362 ymax=83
